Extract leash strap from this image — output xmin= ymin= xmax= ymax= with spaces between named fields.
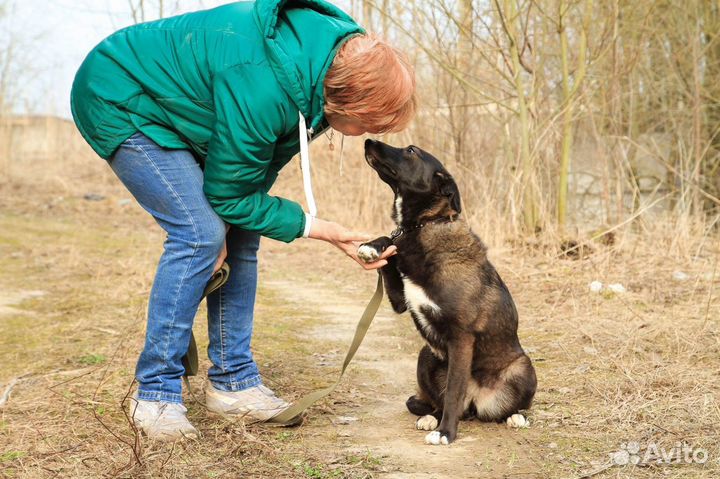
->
xmin=183 ymin=265 xmax=384 ymax=427
xmin=267 ymin=272 xmax=384 ymax=425
xmin=182 ymin=262 xmax=231 ymax=377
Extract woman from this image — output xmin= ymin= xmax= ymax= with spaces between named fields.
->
xmin=71 ymin=0 xmax=415 ymax=440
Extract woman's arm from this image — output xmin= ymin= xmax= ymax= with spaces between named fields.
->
xmin=203 ymin=66 xmax=306 ymax=242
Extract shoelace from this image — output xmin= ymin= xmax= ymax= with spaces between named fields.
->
xmin=158 ymin=402 xmax=189 ymax=421
xmin=218 ymin=386 xmax=287 ymax=411
xmin=257 ymin=385 xmax=288 ymax=407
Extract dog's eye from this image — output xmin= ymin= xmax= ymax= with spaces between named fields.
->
xmin=407 ymin=146 xmax=417 ymax=155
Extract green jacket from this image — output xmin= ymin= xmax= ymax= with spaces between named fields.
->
xmin=71 ymin=0 xmax=363 ymax=242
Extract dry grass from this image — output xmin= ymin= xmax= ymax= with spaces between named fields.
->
xmin=0 ymin=138 xmax=719 ymax=478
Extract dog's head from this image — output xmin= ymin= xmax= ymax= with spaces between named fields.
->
xmin=364 ymin=139 xmax=461 ymax=226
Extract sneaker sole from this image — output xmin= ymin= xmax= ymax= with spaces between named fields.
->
xmin=205 ymin=408 xmax=305 ymax=427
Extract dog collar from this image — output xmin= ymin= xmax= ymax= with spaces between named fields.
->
xmin=390 ymin=215 xmax=459 ymax=242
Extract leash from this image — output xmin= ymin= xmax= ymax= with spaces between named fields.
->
xmin=182 ymin=262 xmax=231 ymax=378
xmin=268 ymin=272 xmax=383 ymax=425
xmin=182 ymin=264 xmax=384 ymax=426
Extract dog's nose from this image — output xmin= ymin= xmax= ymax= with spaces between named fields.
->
xmin=364 ymin=138 xmax=376 ymax=149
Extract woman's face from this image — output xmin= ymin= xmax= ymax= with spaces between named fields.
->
xmin=326 ymin=113 xmax=368 ymax=136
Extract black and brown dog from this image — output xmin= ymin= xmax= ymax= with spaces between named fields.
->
xmin=358 ymin=139 xmax=537 ymax=446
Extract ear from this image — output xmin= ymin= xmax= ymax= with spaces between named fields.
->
xmin=435 ymin=172 xmax=462 ymax=215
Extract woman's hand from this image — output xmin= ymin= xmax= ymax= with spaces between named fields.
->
xmin=308 ymin=218 xmax=397 ymax=270
xmin=213 ymin=239 xmax=227 ymax=273
xmin=213 ymin=223 xmax=231 ymax=273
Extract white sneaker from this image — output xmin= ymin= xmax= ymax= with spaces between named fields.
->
xmin=205 ymin=383 xmax=301 ymax=425
xmin=129 ymin=393 xmax=199 ymax=441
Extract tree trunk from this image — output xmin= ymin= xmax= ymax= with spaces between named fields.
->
xmin=557 ymin=0 xmax=591 ymax=227
xmin=503 ymin=0 xmax=538 ymax=232
xmin=363 ymin=0 xmax=373 ymax=31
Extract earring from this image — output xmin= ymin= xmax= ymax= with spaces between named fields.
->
xmin=327 ymin=129 xmax=335 ymax=151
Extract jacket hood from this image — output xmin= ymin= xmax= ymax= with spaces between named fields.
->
xmin=254 ymin=0 xmax=364 ymax=131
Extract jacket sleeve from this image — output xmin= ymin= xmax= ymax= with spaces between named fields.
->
xmin=203 ymin=66 xmax=305 ymax=243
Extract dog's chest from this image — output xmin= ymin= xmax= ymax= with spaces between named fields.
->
xmin=402 ymin=276 xmax=443 ymax=345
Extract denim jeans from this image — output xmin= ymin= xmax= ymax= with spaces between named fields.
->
xmin=110 ymin=132 xmax=262 ymax=403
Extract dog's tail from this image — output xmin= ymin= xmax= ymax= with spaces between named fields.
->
xmin=406 ymin=395 xmax=435 ymax=416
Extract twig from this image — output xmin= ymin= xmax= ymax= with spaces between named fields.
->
xmin=701 ymin=256 xmax=718 ymax=331
xmin=88 ymin=328 xmax=143 ymax=472
xmin=90 ymin=326 xmax=120 ymax=336
xmin=47 ymin=367 xmax=97 ymax=390
xmin=120 ymin=378 xmax=143 ymax=466
xmin=37 ymin=442 xmax=85 ymax=459
xmin=576 ymin=463 xmax=614 ymax=478
xmin=158 ymin=440 xmax=176 ymax=472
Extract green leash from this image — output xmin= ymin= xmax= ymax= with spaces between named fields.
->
xmin=183 ymin=266 xmax=384 ymax=426
xmin=182 ymin=262 xmax=231 ymax=377
xmin=268 ymin=272 xmax=384 ymax=425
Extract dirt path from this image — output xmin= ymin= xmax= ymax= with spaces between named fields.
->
xmin=264 ymin=275 xmax=541 ymax=478
xmin=0 ymin=290 xmax=45 ymax=317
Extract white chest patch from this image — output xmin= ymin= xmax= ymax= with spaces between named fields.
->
xmin=394 ymin=196 xmax=403 ymax=224
xmin=402 ymin=277 xmax=441 ymax=341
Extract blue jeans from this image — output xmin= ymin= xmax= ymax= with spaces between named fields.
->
xmin=110 ymin=133 xmax=262 ymax=403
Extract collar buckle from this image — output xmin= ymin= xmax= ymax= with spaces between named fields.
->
xmin=390 ymin=227 xmax=404 ymax=241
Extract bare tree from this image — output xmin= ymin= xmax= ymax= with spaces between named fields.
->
xmin=128 ymin=0 xmax=179 ymax=23
xmin=556 ymin=0 xmax=593 ymax=227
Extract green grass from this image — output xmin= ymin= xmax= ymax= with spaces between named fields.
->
xmin=0 ymin=451 xmax=26 ymax=463
xmin=77 ymin=354 xmax=107 ymax=365
xmin=295 ymin=462 xmax=344 ymax=479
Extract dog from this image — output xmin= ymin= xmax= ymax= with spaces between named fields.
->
xmin=357 ymin=139 xmax=537 ymax=446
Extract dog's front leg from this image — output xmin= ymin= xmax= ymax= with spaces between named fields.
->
xmin=425 ymin=333 xmax=473 ymax=446
xmin=381 ymin=255 xmax=407 ymax=313
xmin=357 ymin=236 xmax=393 ymax=263
xmin=358 ymin=237 xmax=407 ymax=313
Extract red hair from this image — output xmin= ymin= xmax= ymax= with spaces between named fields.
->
xmin=323 ymin=34 xmax=416 ymax=134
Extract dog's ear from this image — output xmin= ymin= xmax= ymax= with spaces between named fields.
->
xmin=435 ymin=172 xmax=462 ymax=215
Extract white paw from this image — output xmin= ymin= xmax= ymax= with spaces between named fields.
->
xmin=357 ymin=244 xmax=380 ymax=263
xmin=416 ymin=415 xmax=438 ymax=431
xmin=424 ymin=430 xmax=449 ymax=446
xmin=506 ymin=413 xmax=529 ymax=428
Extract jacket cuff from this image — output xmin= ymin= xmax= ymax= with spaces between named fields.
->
xmin=302 ymin=213 xmax=314 ymax=238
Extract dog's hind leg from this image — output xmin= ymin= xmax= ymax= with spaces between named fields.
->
xmin=472 ymin=354 xmax=537 ymax=423
xmin=407 ymin=394 xmax=443 ymax=431
xmin=416 ymin=345 xmax=445 ymax=409
xmin=406 ymin=394 xmax=434 ymax=416
xmin=410 ymin=346 xmax=445 ymax=431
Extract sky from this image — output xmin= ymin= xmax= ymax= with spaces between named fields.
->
xmin=1 ymin=0 xmax=354 ymax=118
xmin=0 ymin=0 xmax=234 ymax=117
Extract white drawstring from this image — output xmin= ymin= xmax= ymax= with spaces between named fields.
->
xmin=298 ymin=112 xmax=317 ymax=238
xmin=298 ymin=111 xmax=317 ymax=218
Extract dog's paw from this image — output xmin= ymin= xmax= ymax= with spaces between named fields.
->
xmin=506 ymin=413 xmax=529 ymax=429
xmin=416 ymin=415 xmax=438 ymax=431
xmin=357 ymin=244 xmax=380 ymax=263
xmin=424 ymin=430 xmax=450 ymax=446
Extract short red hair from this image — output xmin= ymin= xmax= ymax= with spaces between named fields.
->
xmin=324 ymin=34 xmax=416 ymax=134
